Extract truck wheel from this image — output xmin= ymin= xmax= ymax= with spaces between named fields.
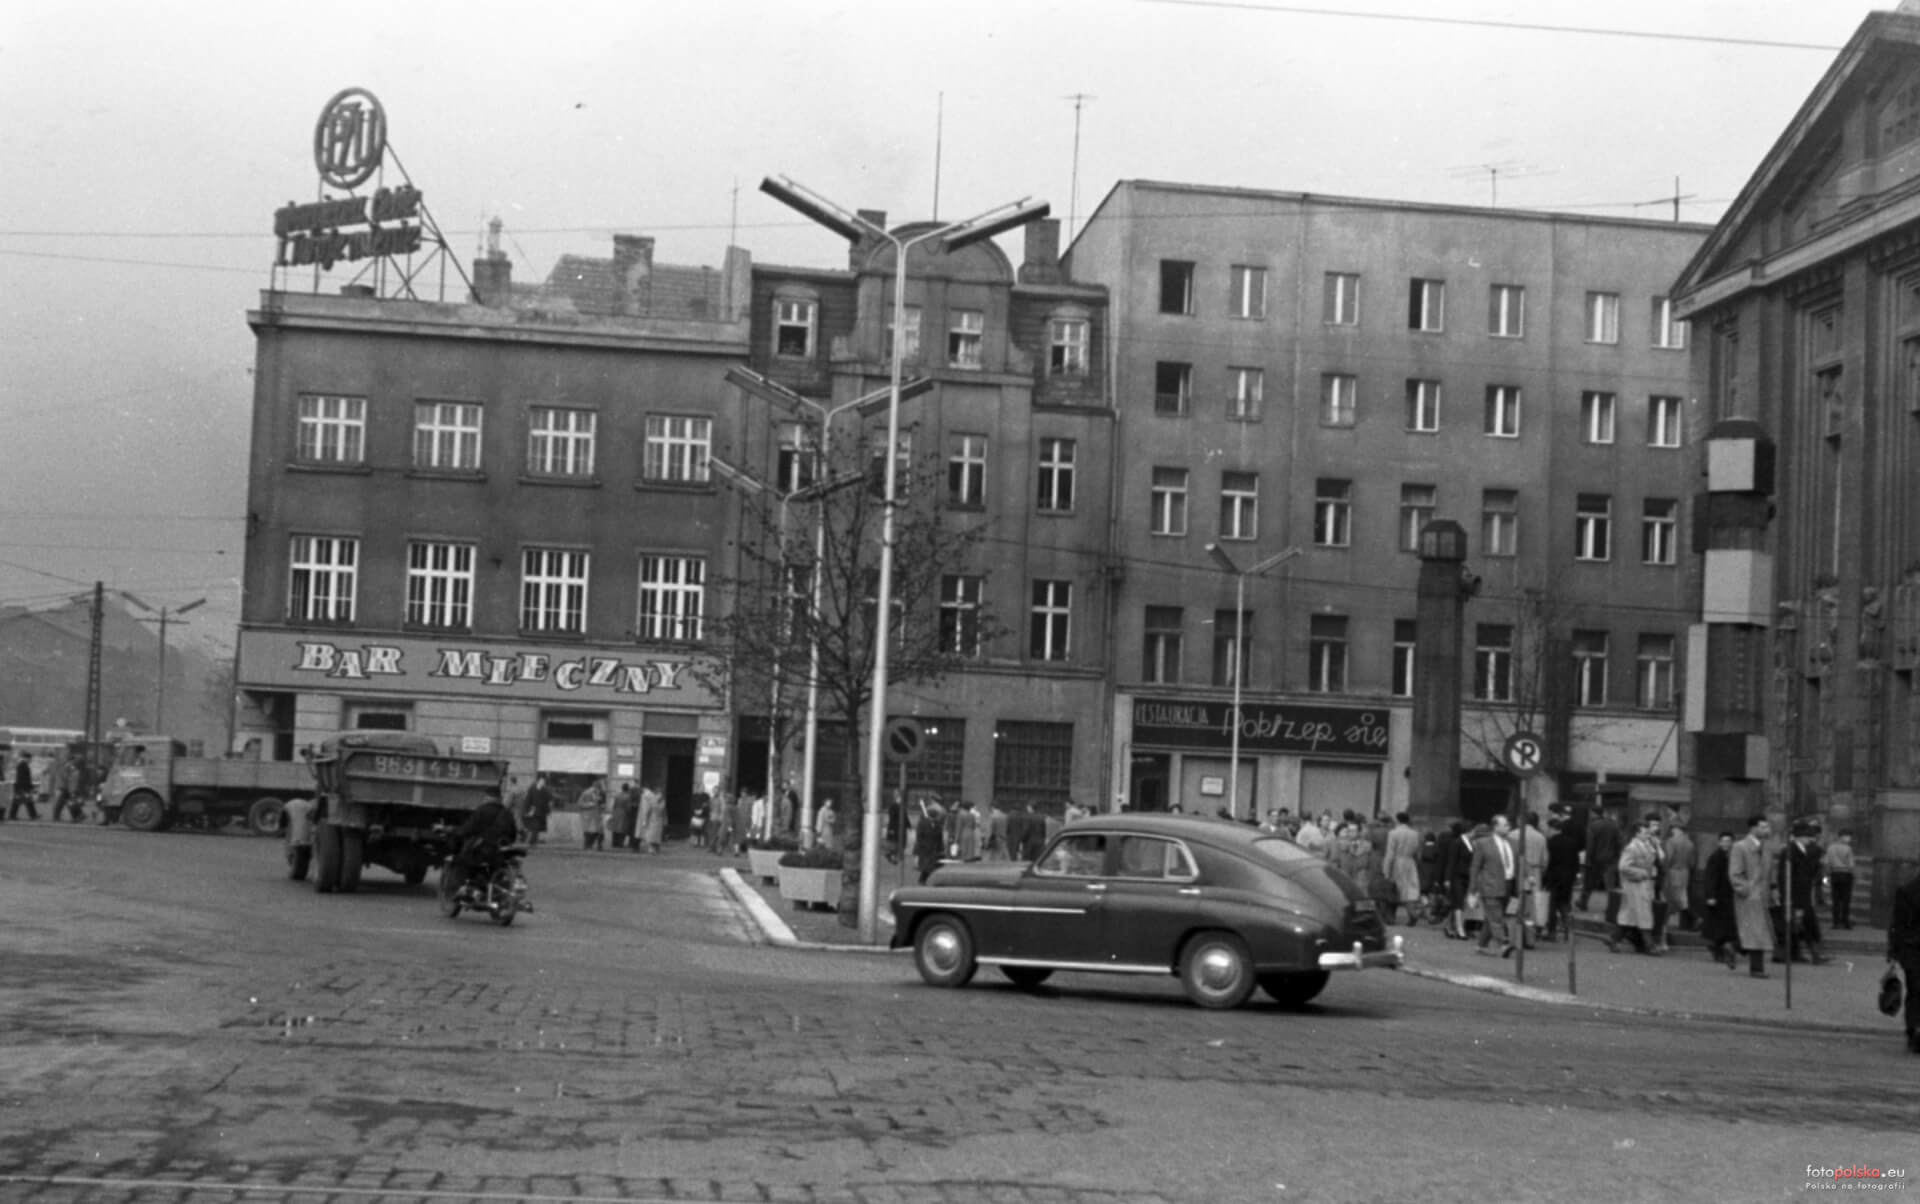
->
xmin=122 ymin=791 xmax=167 ymax=833
xmin=339 ymin=828 xmax=364 ymax=893
xmin=314 ymin=823 xmax=342 ymax=893
xmin=287 ymin=844 xmax=311 ymax=881
xmin=248 ymin=797 xmax=285 ymax=837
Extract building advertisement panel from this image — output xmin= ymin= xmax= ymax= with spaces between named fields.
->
xmin=1131 ymin=696 xmax=1390 ymax=761
xmin=237 ymin=629 xmax=720 ymax=710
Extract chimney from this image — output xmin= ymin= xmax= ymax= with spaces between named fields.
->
xmin=613 ymin=234 xmax=654 ymax=315
xmin=1020 ymin=218 xmax=1062 ymax=284
xmin=471 ymin=216 xmax=513 ymax=306
xmin=854 ymin=209 xmax=887 ymax=268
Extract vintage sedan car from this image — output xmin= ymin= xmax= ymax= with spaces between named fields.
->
xmin=888 ymin=813 xmax=1403 ymax=1009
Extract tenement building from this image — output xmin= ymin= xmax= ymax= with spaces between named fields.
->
xmin=237 ymin=227 xmax=753 ymax=828
xmin=1673 ymin=6 xmax=1920 ymax=921
xmin=1068 ymin=181 xmax=1709 ymax=825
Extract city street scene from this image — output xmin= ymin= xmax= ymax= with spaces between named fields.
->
xmin=6 ymin=2 xmax=1920 ymax=1201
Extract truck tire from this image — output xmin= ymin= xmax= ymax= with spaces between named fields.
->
xmin=122 ymin=791 xmax=167 ymax=833
xmin=314 ymin=823 xmax=342 ymax=893
xmin=339 ymin=828 xmax=364 ymax=893
xmin=287 ymin=843 xmax=311 ymax=881
xmin=248 ymin=797 xmax=285 ymax=837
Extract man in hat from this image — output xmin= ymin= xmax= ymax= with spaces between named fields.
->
xmin=1775 ymin=821 xmax=1831 ymax=965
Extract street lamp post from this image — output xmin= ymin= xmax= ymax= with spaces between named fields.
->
xmin=1203 ymin=545 xmax=1300 ymax=821
xmin=124 ymin=594 xmax=207 ymax=734
xmin=760 ymin=175 xmax=1049 ymax=942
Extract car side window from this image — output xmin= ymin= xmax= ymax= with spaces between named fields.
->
xmin=1115 ymin=836 xmax=1199 ymax=881
xmin=1035 ymin=833 xmax=1106 ymax=877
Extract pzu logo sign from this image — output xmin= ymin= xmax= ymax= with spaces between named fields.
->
xmin=313 ymin=87 xmax=386 ymax=190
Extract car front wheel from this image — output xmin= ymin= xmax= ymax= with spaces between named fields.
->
xmin=1259 ymin=970 xmax=1330 ymax=1008
xmin=1179 ymin=932 xmax=1255 ymax=1010
xmin=912 ymin=915 xmax=977 ymax=989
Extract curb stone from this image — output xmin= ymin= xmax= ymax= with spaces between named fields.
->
xmin=716 ymin=867 xmax=903 ymax=955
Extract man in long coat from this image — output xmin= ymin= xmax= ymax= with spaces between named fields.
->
xmin=1382 ymin=812 xmax=1424 ymax=926
xmin=1611 ymin=816 xmax=1661 ymax=955
xmin=1728 ymin=815 xmax=1776 ymax=978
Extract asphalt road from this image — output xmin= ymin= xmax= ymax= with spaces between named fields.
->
xmin=1 ymin=822 xmax=1915 ymax=1204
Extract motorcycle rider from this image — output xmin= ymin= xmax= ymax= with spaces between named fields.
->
xmin=445 ymin=798 xmax=521 ymax=898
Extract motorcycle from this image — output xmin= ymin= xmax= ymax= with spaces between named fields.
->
xmin=438 ymin=844 xmax=533 ymax=926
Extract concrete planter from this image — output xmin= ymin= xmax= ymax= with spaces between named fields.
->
xmin=746 ymin=847 xmax=785 ymax=884
xmin=777 ymin=865 xmax=843 ymax=911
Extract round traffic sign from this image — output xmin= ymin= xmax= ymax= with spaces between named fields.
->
xmin=884 ymin=716 xmax=925 ymax=763
xmin=1502 ymin=731 xmax=1545 ymax=778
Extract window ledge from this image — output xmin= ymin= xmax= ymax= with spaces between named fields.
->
xmin=516 ymin=628 xmax=589 ymax=641
xmin=635 ymin=480 xmax=717 ymax=494
xmin=518 ymin=474 xmax=602 ymax=488
xmin=288 ymin=461 xmax=372 ymax=475
xmin=406 ymin=468 xmax=488 ymax=483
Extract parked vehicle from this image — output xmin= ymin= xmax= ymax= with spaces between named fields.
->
xmin=287 ymin=732 xmax=509 ymax=893
xmin=889 ymin=813 xmax=1404 ymax=1010
xmin=438 ymin=844 xmax=532 ymax=926
xmin=103 ymin=737 xmax=313 ymax=834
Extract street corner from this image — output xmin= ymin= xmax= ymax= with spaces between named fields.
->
xmin=716 ymin=866 xmax=901 ymax=955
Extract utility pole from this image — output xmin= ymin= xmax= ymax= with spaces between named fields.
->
xmin=125 ymin=594 xmax=206 ymax=733
xmin=83 ymin=582 xmax=103 ymax=793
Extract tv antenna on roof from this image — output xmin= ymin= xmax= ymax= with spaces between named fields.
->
xmin=1632 ymin=176 xmax=1698 ymax=222
xmin=1447 ymin=160 xmax=1555 ymax=207
xmin=1065 ymin=93 xmax=1096 ymax=242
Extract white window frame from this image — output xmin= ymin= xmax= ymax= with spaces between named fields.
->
xmin=1150 ymin=466 xmax=1189 ymax=536
xmin=1652 ymin=297 xmax=1690 ymax=350
xmin=521 ymin=547 xmax=588 ymax=633
xmin=949 ymin=308 xmax=984 ymax=369
xmin=1309 ymin=615 xmax=1348 ymax=693
xmin=413 ymin=401 xmax=481 ymax=470
xmin=528 ymin=407 xmax=596 ymax=477
xmin=1485 ymin=385 xmax=1522 ymax=438
xmin=1409 ymin=278 xmax=1446 ymax=332
xmin=289 ymin=535 xmax=358 ymax=623
xmin=1475 ymin=624 xmax=1514 ymax=702
xmin=1321 ymin=373 xmax=1357 ymax=427
xmin=940 ymin=574 xmax=983 ymax=657
xmin=1324 ymin=272 xmax=1359 ymax=326
xmin=886 ymin=304 xmax=922 ymax=363
xmin=1229 ymin=366 xmax=1264 ymax=420
xmin=1049 ymin=317 xmax=1088 ymax=376
xmin=296 ymin=395 xmax=366 ymax=464
xmin=1581 ymin=391 xmax=1617 ymax=445
xmin=774 ymin=298 xmax=816 ymax=359
xmin=1155 ymin=361 xmax=1192 ymax=416
xmin=1229 ymin=265 xmax=1267 ymax=319
xmin=1143 ymin=606 xmax=1183 ymax=684
xmin=1649 ymin=395 xmax=1683 ymax=448
xmin=1489 ymin=284 xmax=1525 ymax=338
xmin=1585 ymin=291 xmax=1620 ymax=345
xmin=1400 ymin=484 xmax=1437 ymax=552
xmin=642 ymin=414 xmax=711 ymax=483
xmin=638 ymin=554 xmax=704 ymax=642
xmin=1573 ymin=630 xmax=1609 ymax=707
xmin=1030 ymin=579 xmax=1072 ymax=661
xmin=1037 ymin=437 xmax=1076 ymax=512
xmin=948 ymin=433 xmax=987 ymax=507
xmin=777 ymin=421 xmax=817 ymax=494
xmin=1642 ymin=498 xmax=1678 ymax=566
xmin=1482 ymin=489 xmax=1518 ymax=557
xmin=1576 ymin=494 xmax=1612 ymax=562
xmin=1314 ymin=478 xmax=1352 ymax=547
xmin=1160 ymin=260 xmax=1195 ymax=315
xmin=1219 ymin=471 xmax=1259 ymax=541
xmin=405 ymin=540 xmax=474 ymax=629
xmin=1407 ymin=379 xmax=1441 ymax=432
xmin=1213 ymin=609 xmax=1248 ymax=689
xmin=1392 ymin=620 xmax=1416 ymax=698
xmin=1637 ymin=634 xmax=1676 ymax=709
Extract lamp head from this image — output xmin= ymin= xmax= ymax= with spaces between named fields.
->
xmin=941 ymin=199 xmax=1051 ymax=251
xmin=760 ymin=176 xmax=868 ymax=244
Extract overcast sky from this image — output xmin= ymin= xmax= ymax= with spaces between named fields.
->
xmin=0 ymin=0 xmax=1891 ymax=655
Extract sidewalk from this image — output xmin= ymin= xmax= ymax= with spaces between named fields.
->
xmin=716 ymin=857 xmax=1907 ymax=1036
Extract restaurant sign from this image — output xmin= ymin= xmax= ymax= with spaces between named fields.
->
xmin=1131 ymin=697 xmax=1389 ymax=760
xmin=236 ymin=630 xmax=718 ymax=710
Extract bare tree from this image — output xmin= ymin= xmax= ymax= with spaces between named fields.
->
xmin=697 ymin=438 xmax=1007 ymax=819
xmin=1463 ymin=577 xmax=1578 ymax=787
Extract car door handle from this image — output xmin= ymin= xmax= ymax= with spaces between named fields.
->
xmin=1083 ymin=882 xmax=1107 ymax=893
xmin=1178 ymin=887 xmax=1201 ymax=896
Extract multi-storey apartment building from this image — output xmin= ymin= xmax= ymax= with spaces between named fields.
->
xmin=237 ymin=232 xmax=752 ymax=828
xmin=1068 ymin=181 xmax=1709 ymax=825
xmin=735 ymin=217 xmax=1114 ymax=813
xmin=1674 ymin=7 xmax=1920 ymax=920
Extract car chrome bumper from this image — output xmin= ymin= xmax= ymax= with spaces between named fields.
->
xmin=1318 ymin=933 xmax=1405 ymax=971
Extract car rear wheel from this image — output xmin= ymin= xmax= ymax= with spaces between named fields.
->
xmin=999 ymin=966 xmax=1053 ymax=990
xmin=1179 ymin=932 xmax=1255 ymax=1010
xmin=912 ymin=915 xmax=977 ymax=989
xmin=1259 ymin=970 xmax=1330 ymax=1008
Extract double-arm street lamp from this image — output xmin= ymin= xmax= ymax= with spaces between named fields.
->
xmin=1203 ymin=544 xmax=1301 ymax=821
xmin=721 ymin=369 xmax=933 ymax=848
xmin=760 ymin=174 xmax=1050 ymax=942
xmin=124 ymin=593 xmax=207 ymax=735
